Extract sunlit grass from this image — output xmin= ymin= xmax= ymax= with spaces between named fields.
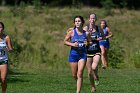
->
xmin=0 ymin=6 xmax=140 ymax=70
xmin=5 ymin=68 xmax=140 ymax=93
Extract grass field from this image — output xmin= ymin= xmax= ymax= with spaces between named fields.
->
xmin=0 ymin=6 xmax=140 ymax=69
xmin=0 ymin=6 xmax=140 ymax=93
xmin=5 ymin=68 xmax=140 ymax=93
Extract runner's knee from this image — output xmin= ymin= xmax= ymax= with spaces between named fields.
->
xmin=101 ymin=51 xmax=105 ymax=56
xmin=77 ymin=71 xmax=83 ymax=78
xmin=88 ymin=69 xmax=93 ymax=76
xmin=72 ymin=74 xmax=77 ymax=80
xmin=1 ymin=78 xmax=6 ymax=83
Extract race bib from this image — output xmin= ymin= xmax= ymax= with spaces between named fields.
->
xmin=88 ymin=43 xmax=97 ymax=51
xmin=0 ymin=50 xmax=5 ymax=56
xmin=78 ymin=43 xmax=84 ymax=48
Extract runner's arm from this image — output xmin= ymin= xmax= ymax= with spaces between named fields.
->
xmin=6 ymin=35 xmax=13 ymax=52
xmin=106 ymin=27 xmax=113 ymax=39
xmin=64 ymin=30 xmax=78 ymax=47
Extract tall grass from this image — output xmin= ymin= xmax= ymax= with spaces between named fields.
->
xmin=0 ymin=6 xmax=140 ymax=71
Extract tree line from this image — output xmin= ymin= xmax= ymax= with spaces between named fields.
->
xmin=0 ymin=0 xmax=140 ymax=9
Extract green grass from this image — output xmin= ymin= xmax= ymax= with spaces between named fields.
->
xmin=5 ymin=68 xmax=140 ymax=93
xmin=0 ymin=6 xmax=140 ymax=69
xmin=0 ymin=6 xmax=140 ymax=92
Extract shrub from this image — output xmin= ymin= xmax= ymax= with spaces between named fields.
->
xmin=131 ymin=50 xmax=140 ymax=68
xmin=109 ymin=39 xmax=125 ymax=69
xmin=101 ymin=0 xmax=115 ymax=16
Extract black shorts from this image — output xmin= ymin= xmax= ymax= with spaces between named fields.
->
xmin=0 ymin=60 xmax=8 ymax=65
xmin=87 ymin=52 xmax=101 ymax=58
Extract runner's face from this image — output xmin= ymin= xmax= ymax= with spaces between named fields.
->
xmin=75 ymin=18 xmax=82 ymax=28
xmin=89 ymin=15 xmax=96 ymax=24
xmin=101 ymin=21 xmax=105 ymax=28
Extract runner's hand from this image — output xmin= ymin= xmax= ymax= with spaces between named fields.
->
xmin=72 ymin=42 xmax=78 ymax=47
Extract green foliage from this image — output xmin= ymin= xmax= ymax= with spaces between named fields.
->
xmin=9 ymin=38 xmax=22 ymax=67
xmin=131 ymin=50 xmax=140 ymax=68
xmin=120 ymin=1 xmax=127 ymax=8
xmin=23 ymin=29 xmax=32 ymax=42
xmin=10 ymin=5 xmax=26 ymax=19
xmin=109 ymin=39 xmax=125 ymax=69
xmin=33 ymin=0 xmax=42 ymax=13
xmin=40 ymin=44 xmax=49 ymax=63
xmin=0 ymin=6 xmax=140 ymax=71
xmin=49 ymin=0 xmax=63 ymax=6
xmin=1 ymin=0 xmax=140 ymax=9
xmin=101 ymin=0 xmax=114 ymax=9
xmin=0 ymin=0 xmax=6 ymax=5
xmin=72 ymin=0 xmax=83 ymax=8
xmin=101 ymin=0 xmax=115 ymax=16
xmin=9 ymin=27 xmax=22 ymax=67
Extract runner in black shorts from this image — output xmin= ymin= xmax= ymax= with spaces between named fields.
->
xmin=84 ymin=14 xmax=102 ymax=92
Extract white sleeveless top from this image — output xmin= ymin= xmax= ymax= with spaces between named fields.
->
xmin=0 ymin=38 xmax=8 ymax=61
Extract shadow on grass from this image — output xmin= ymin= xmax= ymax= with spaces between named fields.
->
xmin=7 ymin=69 xmax=36 ymax=83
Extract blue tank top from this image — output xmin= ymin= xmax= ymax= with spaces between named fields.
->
xmin=101 ymin=27 xmax=109 ymax=41
xmin=71 ymin=28 xmax=87 ymax=54
xmin=103 ymin=27 xmax=108 ymax=36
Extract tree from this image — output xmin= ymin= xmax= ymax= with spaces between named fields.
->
xmin=1 ymin=0 xmax=6 ymax=5
xmin=72 ymin=0 xmax=76 ymax=6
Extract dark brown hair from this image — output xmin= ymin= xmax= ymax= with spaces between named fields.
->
xmin=101 ymin=20 xmax=107 ymax=27
xmin=0 ymin=22 xmax=4 ymax=30
xmin=73 ymin=16 xmax=85 ymax=25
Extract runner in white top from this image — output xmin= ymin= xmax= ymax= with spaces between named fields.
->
xmin=0 ymin=22 xmax=13 ymax=93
